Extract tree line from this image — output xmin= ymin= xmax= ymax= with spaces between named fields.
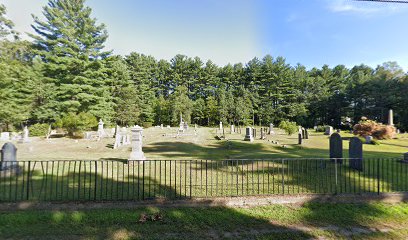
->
xmin=1 ymin=0 xmax=407 ymax=132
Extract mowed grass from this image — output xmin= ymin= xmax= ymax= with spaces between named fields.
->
xmin=1 ymin=203 xmax=408 ymax=239
xmin=1 ymin=127 xmax=408 ymax=201
xmin=4 ymin=127 xmax=408 ymax=161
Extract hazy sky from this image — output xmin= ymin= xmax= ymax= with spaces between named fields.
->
xmin=3 ymin=0 xmax=408 ymax=70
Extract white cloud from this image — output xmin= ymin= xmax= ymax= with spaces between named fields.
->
xmin=327 ymin=0 xmax=408 ymax=15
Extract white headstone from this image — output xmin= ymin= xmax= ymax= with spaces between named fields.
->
xmin=365 ymin=135 xmax=373 ymax=144
xmin=113 ymin=130 xmax=121 ymax=149
xmin=219 ymin=122 xmax=223 ymax=130
xmin=160 ymin=124 xmax=163 ymax=129
xmin=22 ymin=126 xmax=30 ymax=143
xmin=128 ymin=125 xmax=146 ymax=161
xmin=97 ymin=119 xmax=105 ymax=138
xmin=230 ymin=124 xmax=235 ymax=134
xmin=0 ymin=132 xmax=10 ymax=141
xmin=388 ymin=109 xmax=394 ymax=126
xmin=269 ymin=123 xmax=274 ymax=135
xmin=121 ymin=127 xmax=127 ymax=145
xmin=324 ymin=126 xmax=334 ymax=135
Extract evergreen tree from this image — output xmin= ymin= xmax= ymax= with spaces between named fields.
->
xmin=30 ymin=0 xmax=112 ymax=122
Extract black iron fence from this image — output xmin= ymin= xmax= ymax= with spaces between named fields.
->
xmin=0 ymin=158 xmax=407 ymax=202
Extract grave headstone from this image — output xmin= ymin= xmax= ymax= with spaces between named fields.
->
xmin=365 ymin=136 xmax=373 ymax=144
xmin=301 ymin=127 xmax=306 ymax=139
xmin=121 ymin=127 xmax=128 ymax=145
xmin=113 ymin=130 xmax=121 ymax=149
xmin=219 ymin=122 xmax=223 ymax=130
xmin=19 ymin=126 xmax=30 ymax=143
xmin=252 ymin=128 xmax=256 ymax=138
xmin=260 ymin=127 xmax=265 ymax=140
xmin=98 ymin=119 xmax=105 ymax=138
xmin=329 ymin=133 xmax=343 ymax=163
xmin=0 ymin=132 xmax=10 ymax=141
xmin=160 ymin=124 xmax=163 ymax=130
xmin=269 ymin=123 xmax=274 ymax=135
xmin=305 ymin=129 xmax=309 ymax=139
xmin=403 ymin=152 xmax=408 ymax=163
xmin=388 ymin=109 xmax=394 ymax=126
xmin=298 ymin=133 xmax=302 ymax=145
xmin=349 ymin=137 xmax=363 ymax=171
xmin=230 ymin=124 xmax=235 ymax=134
xmin=128 ymin=125 xmax=146 ymax=161
xmin=244 ymin=127 xmax=254 ymax=142
xmin=324 ymin=126 xmax=334 ymax=135
xmin=0 ymin=142 xmax=18 ymax=171
xmin=403 ymin=152 xmax=408 ymax=162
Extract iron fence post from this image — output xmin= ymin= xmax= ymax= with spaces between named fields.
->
xmin=377 ymin=159 xmax=380 ymax=195
xmin=26 ymin=161 xmax=31 ymax=200
xmin=281 ymin=159 xmax=285 ymax=194
xmin=335 ymin=158 xmax=338 ymax=195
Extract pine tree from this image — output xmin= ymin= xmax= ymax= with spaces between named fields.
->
xmin=30 ymin=0 xmax=112 ymax=122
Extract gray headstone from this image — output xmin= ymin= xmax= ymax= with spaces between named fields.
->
xmin=403 ymin=152 xmax=408 ymax=162
xmin=301 ymin=128 xmax=306 ymax=139
xmin=260 ymin=127 xmax=265 ymax=139
xmin=349 ymin=137 xmax=363 ymax=171
xmin=298 ymin=133 xmax=302 ymax=145
xmin=329 ymin=132 xmax=343 ymax=163
xmin=1 ymin=142 xmax=18 ymax=171
xmin=305 ymin=129 xmax=309 ymax=139
xmin=365 ymin=136 xmax=373 ymax=144
xmin=244 ymin=127 xmax=254 ymax=142
xmin=230 ymin=124 xmax=235 ymax=134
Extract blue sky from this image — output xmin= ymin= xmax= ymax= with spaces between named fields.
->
xmin=3 ymin=0 xmax=408 ymax=70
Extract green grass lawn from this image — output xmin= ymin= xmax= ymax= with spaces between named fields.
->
xmin=5 ymin=127 xmax=408 ymax=161
xmin=1 ymin=203 xmax=408 ymax=239
xmin=1 ymin=127 xmax=408 ymax=201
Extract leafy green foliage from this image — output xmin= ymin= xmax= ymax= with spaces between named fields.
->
xmin=29 ymin=123 xmax=50 ymax=137
xmin=55 ymin=112 xmax=97 ymax=136
xmin=1 ymin=0 xmax=408 ymax=134
xmin=279 ymin=121 xmax=298 ymax=135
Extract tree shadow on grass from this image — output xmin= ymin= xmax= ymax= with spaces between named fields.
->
xmin=0 ymin=160 xmax=407 ymax=239
xmin=0 ymin=166 xmax=315 ymax=240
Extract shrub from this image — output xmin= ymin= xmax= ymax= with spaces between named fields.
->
xmin=279 ymin=120 xmax=298 ymax=135
xmin=29 ymin=123 xmax=50 ymax=137
xmin=353 ymin=117 xmax=395 ymax=140
xmin=55 ymin=112 xmax=98 ymax=136
xmin=142 ymin=122 xmax=153 ymax=128
xmin=315 ymin=125 xmax=326 ymax=132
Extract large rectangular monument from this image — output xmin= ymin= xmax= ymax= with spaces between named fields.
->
xmin=128 ymin=125 xmax=146 ymax=161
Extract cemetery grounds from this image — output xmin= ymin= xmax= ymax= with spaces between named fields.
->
xmin=1 ymin=127 xmax=408 ymax=239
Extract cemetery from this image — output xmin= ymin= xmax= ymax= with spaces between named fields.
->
xmin=2 ymin=0 xmax=408 ymax=239
xmin=1 ymin=121 xmax=408 ymax=202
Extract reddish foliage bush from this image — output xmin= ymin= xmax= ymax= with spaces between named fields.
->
xmin=353 ymin=118 xmax=395 ymax=140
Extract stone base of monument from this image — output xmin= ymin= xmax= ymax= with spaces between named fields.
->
xmin=128 ymin=151 xmax=146 ymax=162
xmin=244 ymin=135 xmax=254 ymax=142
